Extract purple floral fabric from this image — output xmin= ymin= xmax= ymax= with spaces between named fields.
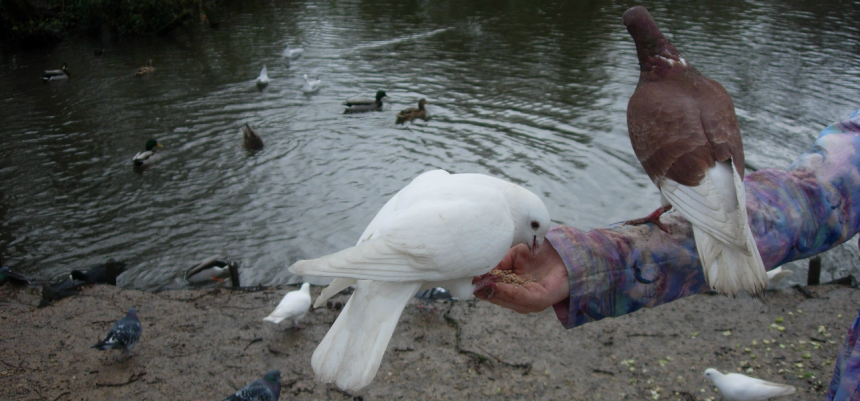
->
xmin=548 ymin=110 xmax=860 ymax=328
xmin=827 ymin=308 xmax=860 ymax=400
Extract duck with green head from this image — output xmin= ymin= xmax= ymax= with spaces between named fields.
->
xmin=132 ymin=139 xmax=163 ymax=166
xmin=42 ymin=63 xmax=71 ymax=82
xmin=343 ymin=90 xmax=388 ymax=113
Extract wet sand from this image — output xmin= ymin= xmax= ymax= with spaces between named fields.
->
xmin=1 ymin=283 xmax=856 ymax=400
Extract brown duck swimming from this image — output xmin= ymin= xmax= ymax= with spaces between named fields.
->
xmin=242 ymin=124 xmax=264 ymax=150
xmin=136 ymin=59 xmax=154 ymax=76
xmin=395 ymin=99 xmax=429 ymax=125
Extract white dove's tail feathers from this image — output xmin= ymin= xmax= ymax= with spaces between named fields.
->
xmin=313 ymin=278 xmax=356 ymax=308
xmin=262 ymin=315 xmax=285 ymax=324
xmin=312 ymin=280 xmax=421 ymax=391
xmin=695 ymin=222 xmax=767 ymax=297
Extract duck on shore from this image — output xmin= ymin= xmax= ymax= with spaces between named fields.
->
xmin=185 ymin=255 xmax=240 ymax=286
xmin=42 ymin=63 xmax=71 ymax=81
xmin=343 ymin=90 xmax=388 ymax=113
xmin=396 ymin=98 xmax=429 ymax=124
xmin=132 ymin=139 xmax=164 ymax=166
xmin=69 ymin=258 xmax=127 ymax=285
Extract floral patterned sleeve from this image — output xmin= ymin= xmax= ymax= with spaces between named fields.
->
xmin=547 ymin=111 xmax=860 ymax=329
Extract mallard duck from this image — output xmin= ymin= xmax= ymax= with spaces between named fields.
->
xmin=242 ymin=124 xmax=264 ymax=150
xmin=282 ymin=44 xmax=304 ymax=58
xmin=185 ymin=255 xmax=240 ymax=285
xmin=256 ymin=65 xmax=269 ymax=90
xmin=69 ymin=258 xmax=127 ymax=285
xmin=343 ymin=90 xmax=388 ymax=113
xmin=301 ymin=74 xmax=321 ymax=94
xmin=136 ymin=59 xmax=154 ymax=76
xmin=132 ymin=139 xmax=163 ymax=166
xmin=42 ymin=63 xmax=71 ymax=81
xmin=395 ymin=98 xmax=430 ymax=124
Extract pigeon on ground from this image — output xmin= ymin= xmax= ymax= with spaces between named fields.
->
xmin=290 ymin=169 xmax=550 ymax=391
xmin=703 ymin=368 xmax=795 ymax=401
xmin=70 ymin=258 xmax=127 ymax=285
xmin=622 ymin=6 xmax=767 ymax=297
xmin=766 ymin=266 xmax=792 ymax=290
xmin=92 ymin=308 xmax=142 ymax=354
xmin=263 ymin=283 xmax=312 ymax=328
xmin=0 ymin=266 xmax=30 ymax=287
xmin=256 ymin=65 xmax=269 ymax=90
xmin=223 ymin=369 xmax=281 ymax=401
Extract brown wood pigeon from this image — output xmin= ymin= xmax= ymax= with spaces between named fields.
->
xmin=622 ymin=6 xmax=767 ymax=297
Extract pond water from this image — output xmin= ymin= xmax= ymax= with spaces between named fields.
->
xmin=1 ymin=0 xmax=858 ymax=289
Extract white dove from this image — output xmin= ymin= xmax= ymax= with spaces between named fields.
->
xmin=256 ymin=65 xmax=269 ymax=90
xmin=703 ymin=368 xmax=796 ymax=401
xmin=289 ymin=169 xmax=550 ymax=391
xmin=301 ymin=74 xmax=321 ymax=94
xmin=263 ymin=283 xmax=312 ymax=328
xmin=766 ymin=267 xmax=792 ymax=290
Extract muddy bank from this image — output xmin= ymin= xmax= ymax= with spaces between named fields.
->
xmin=0 ymin=283 xmax=857 ymax=400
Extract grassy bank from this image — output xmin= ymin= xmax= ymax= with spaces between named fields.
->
xmin=0 ymin=0 xmax=223 ymax=45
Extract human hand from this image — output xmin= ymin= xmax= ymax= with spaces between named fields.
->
xmin=474 ymin=241 xmax=569 ymax=314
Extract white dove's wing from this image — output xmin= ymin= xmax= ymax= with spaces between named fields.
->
xmin=312 ymin=170 xmax=450 ymax=307
xmin=290 ymin=198 xmax=513 ymax=281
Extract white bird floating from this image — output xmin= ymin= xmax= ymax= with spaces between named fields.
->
xmin=263 ymin=283 xmax=312 ymax=328
xmin=301 ymin=74 xmax=321 ymax=94
xmin=289 ymin=169 xmax=551 ymax=391
xmin=766 ymin=266 xmax=792 ymax=290
xmin=256 ymin=65 xmax=269 ymax=90
xmin=282 ymin=45 xmax=304 ymax=59
xmin=703 ymin=368 xmax=796 ymax=401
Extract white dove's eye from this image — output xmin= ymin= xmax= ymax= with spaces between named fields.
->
xmin=531 ymin=221 xmax=540 ymax=230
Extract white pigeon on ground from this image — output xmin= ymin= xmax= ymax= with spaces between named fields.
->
xmin=301 ymin=74 xmax=321 ymax=94
xmin=289 ymin=169 xmax=551 ymax=391
xmin=263 ymin=283 xmax=312 ymax=328
xmin=256 ymin=65 xmax=269 ymax=90
xmin=703 ymin=368 xmax=796 ymax=401
xmin=766 ymin=267 xmax=792 ymax=290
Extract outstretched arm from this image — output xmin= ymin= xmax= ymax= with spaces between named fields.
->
xmin=476 ymin=110 xmax=860 ymax=329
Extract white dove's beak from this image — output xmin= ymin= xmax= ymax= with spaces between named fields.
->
xmin=530 ymin=235 xmax=540 ymax=258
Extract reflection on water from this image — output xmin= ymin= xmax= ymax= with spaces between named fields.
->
xmin=1 ymin=0 xmax=858 ymax=289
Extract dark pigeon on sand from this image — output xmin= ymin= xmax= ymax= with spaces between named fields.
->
xmin=0 ymin=266 xmax=31 ymax=287
xmin=223 ymin=369 xmax=281 ymax=401
xmin=70 ymin=258 xmax=127 ymax=285
xmin=92 ymin=308 xmax=142 ymax=354
xmin=622 ymin=6 xmax=767 ymax=297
